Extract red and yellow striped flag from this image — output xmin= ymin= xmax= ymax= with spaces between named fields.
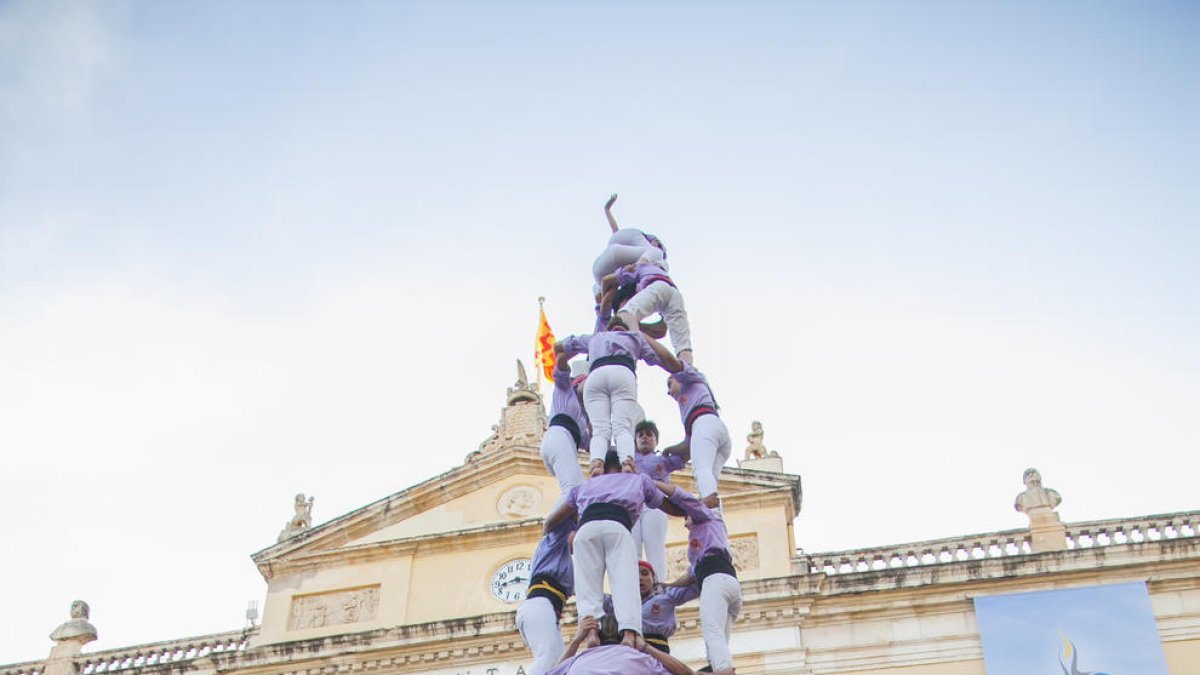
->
xmin=535 ymin=300 xmax=556 ymax=382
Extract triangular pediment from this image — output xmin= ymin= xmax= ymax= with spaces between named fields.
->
xmin=254 ymin=445 xmax=800 ymax=575
xmin=252 ymin=377 xmax=802 ymax=580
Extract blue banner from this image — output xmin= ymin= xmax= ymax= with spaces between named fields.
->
xmin=974 ymin=582 xmax=1169 ymax=675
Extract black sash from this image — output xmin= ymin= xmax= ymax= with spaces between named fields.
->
xmin=548 ymin=414 xmax=582 ymax=448
xmin=591 ymin=354 xmax=636 ymax=373
xmin=695 ymin=554 xmax=737 ymax=590
xmin=580 ymin=502 xmax=633 ymax=531
xmin=526 ymin=574 xmax=568 ymax=618
xmin=684 ymin=405 xmax=718 ymax=436
xmin=644 ymin=633 xmax=670 ymax=653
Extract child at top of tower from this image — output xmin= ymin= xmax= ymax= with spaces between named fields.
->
xmin=604 ymin=258 xmax=694 ymax=366
xmin=592 ymin=193 xmax=667 ymax=293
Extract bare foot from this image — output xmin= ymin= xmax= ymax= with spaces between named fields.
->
xmin=589 ymin=459 xmax=604 ymax=477
xmin=622 ymin=457 xmax=636 ymax=473
xmin=678 ymin=349 xmax=694 ymax=366
xmin=586 ymin=627 xmax=601 ymax=649
xmin=702 ymin=492 xmax=720 ymax=509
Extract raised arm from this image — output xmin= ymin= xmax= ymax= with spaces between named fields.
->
xmin=664 ymin=485 xmax=712 ymax=523
xmin=556 ymin=335 xmax=589 ymax=360
xmin=604 ymin=193 xmax=620 ymax=233
xmin=543 ymin=499 xmax=577 ymax=533
xmin=643 ymin=335 xmax=684 ymax=373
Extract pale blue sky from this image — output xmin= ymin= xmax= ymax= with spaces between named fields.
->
xmin=1 ymin=0 xmax=1197 ymax=663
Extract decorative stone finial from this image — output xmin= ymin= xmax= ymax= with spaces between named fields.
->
xmin=47 ymin=600 xmax=97 ymax=661
xmin=278 ymin=493 xmax=315 ymax=542
xmin=737 ymin=420 xmax=783 ymax=472
xmin=1013 ymin=468 xmax=1066 ymax=552
xmin=471 ymin=362 xmax=547 ymax=460
xmin=507 ymin=358 xmax=539 ymax=405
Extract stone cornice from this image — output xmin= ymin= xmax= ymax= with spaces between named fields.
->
xmin=254 ymin=447 xmax=802 ymax=574
xmin=259 ymin=519 xmax=545 ymax=578
xmin=12 ymin=542 xmax=1199 ymax=675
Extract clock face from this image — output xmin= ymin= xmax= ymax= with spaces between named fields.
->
xmin=490 ymin=558 xmax=533 ymax=603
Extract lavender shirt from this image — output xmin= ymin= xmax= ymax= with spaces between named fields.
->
xmin=550 ymin=367 xmax=590 ymax=449
xmin=672 ymin=365 xmax=719 ymax=436
xmin=567 ymin=473 xmax=664 ymax=526
xmin=604 ymin=584 xmax=698 ymax=638
xmin=616 ymin=262 xmax=672 ymax=293
xmin=635 ymin=451 xmax=685 ymax=482
xmin=667 ymin=487 xmax=732 ymax=577
xmin=560 ymin=331 xmax=662 ymax=368
xmin=546 ymin=644 xmax=670 ymax=675
xmin=531 ymin=515 xmax=576 ymax=596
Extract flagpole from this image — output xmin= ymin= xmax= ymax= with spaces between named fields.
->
xmin=536 ymin=296 xmax=546 ymax=391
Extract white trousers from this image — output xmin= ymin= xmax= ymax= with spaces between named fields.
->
xmin=621 ymin=281 xmax=692 ymax=355
xmin=540 ymin=425 xmax=583 ymax=494
xmin=690 ymin=415 xmax=731 ymax=498
xmin=631 ymin=506 xmax=668 ymax=579
xmin=516 ymin=596 xmax=563 ymax=675
xmin=700 ymin=573 xmax=742 ymax=671
xmin=573 ymin=520 xmax=642 ymax=636
xmin=592 ymin=230 xmax=666 ymax=286
xmin=583 ymin=365 xmax=638 ymax=463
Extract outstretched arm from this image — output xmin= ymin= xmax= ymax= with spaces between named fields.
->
xmin=642 ymin=643 xmax=697 ymax=675
xmin=644 ymin=335 xmax=684 ymax=373
xmin=544 ymin=500 xmax=577 ymax=532
xmin=604 ymin=193 xmax=619 ymax=233
xmin=662 ymin=439 xmax=691 ymax=461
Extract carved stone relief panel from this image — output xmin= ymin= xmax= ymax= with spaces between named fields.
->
xmin=497 ymin=485 xmax=542 ymax=519
xmin=287 ymin=585 xmax=381 ymax=631
xmin=665 ymin=534 xmax=760 ymax=581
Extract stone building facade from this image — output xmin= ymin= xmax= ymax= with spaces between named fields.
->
xmin=3 ymin=374 xmax=1198 ymax=674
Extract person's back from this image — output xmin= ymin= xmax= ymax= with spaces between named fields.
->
xmin=546 ymin=644 xmax=669 ymax=675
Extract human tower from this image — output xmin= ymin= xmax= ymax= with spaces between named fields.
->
xmin=516 ymin=195 xmax=739 ymax=675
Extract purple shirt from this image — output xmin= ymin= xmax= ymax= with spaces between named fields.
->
xmin=530 ymin=516 xmax=576 ymax=597
xmin=551 ymin=367 xmax=590 ymax=449
xmin=567 ymin=473 xmax=664 ymax=525
xmin=604 ymin=584 xmax=698 ymax=638
xmin=672 ymin=365 xmax=718 ymax=436
xmin=616 ymin=262 xmax=672 ymax=293
xmin=634 ymin=451 xmax=685 ymax=482
xmin=546 ymin=644 xmax=670 ymax=675
xmin=667 ymin=487 xmax=732 ymax=577
xmin=560 ymin=331 xmax=662 ymax=368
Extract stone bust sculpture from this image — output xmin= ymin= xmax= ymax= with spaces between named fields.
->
xmin=1014 ymin=468 xmax=1062 ymax=514
xmin=50 ymin=600 xmax=98 ymax=643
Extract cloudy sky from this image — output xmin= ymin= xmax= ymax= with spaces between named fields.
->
xmin=1 ymin=0 xmax=1197 ymax=663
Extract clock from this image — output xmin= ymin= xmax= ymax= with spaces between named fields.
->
xmin=490 ymin=558 xmax=533 ymax=603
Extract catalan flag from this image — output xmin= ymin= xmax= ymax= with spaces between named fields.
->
xmin=535 ymin=299 xmax=556 ymax=382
